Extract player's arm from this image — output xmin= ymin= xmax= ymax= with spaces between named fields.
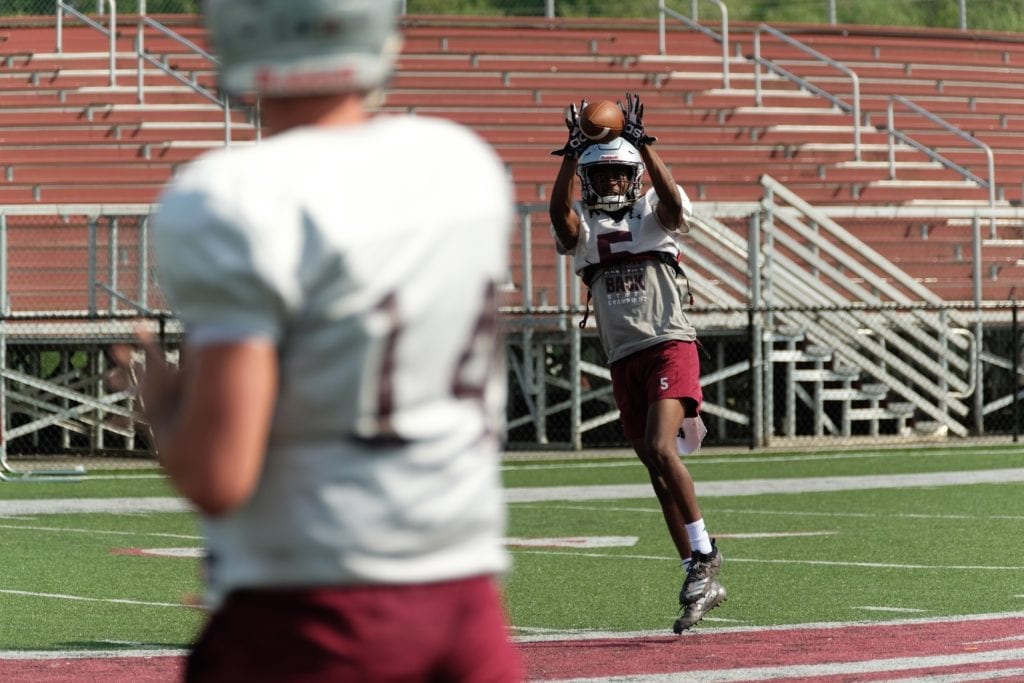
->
xmin=128 ymin=183 xmax=283 ymax=517
xmin=134 ymin=336 xmax=277 ymax=517
xmin=642 ymin=144 xmax=687 ymax=233
xmin=619 ymin=92 xmax=688 ymax=233
xmin=549 ymin=155 xmax=581 ymax=250
xmin=549 ymin=100 xmax=589 ymax=251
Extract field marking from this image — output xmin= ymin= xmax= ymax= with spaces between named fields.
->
xmin=0 ymin=589 xmax=199 ymax=610
xmin=713 ymin=507 xmax=1024 ymax=521
xmin=854 ymin=605 xmax=929 ymax=613
xmin=898 ymin=670 xmax=1024 ymax=683
xmin=0 ymin=522 xmax=201 ymax=540
xmin=511 ymin=548 xmax=1024 ymax=572
xmin=514 ymin=609 xmax=1024 ymax=642
xmin=79 ymin=473 xmax=166 ymax=480
xmin=504 ymin=446 xmax=1024 ymax=471
xmin=504 ymin=536 xmax=639 ymax=548
xmin=3 ymin=468 xmax=1022 ymax=517
xmin=0 ymin=648 xmax=186 ymax=660
xmin=113 ymin=547 xmax=203 ymax=558
xmin=967 ymin=635 xmax=1024 ymax=645
xmin=708 ymin=531 xmax=836 ymax=538
xmin=506 ymin=467 xmax=1024 ymax=502
xmin=0 ymin=497 xmax=191 ymax=516
xmin=547 ymin=649 xmax=1024 ymax=683
xmin=531 ymin=503 xmax=1024 ymax=522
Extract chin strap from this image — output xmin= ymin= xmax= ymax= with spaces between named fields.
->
xmin=578 ymin=288 xmax=592 ymax=329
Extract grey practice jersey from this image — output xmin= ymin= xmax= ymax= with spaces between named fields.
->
xmin=556 ymin=187 xmax=697 ymax=364
xmin=590 ymin=257 xmax=696 ymax=364
xmin=152 ymin=115 xmax=513 ymax=606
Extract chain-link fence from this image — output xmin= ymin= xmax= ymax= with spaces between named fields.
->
xmin=505 ymin=303 xmax=1023 ymax=451
xmin=2 ymin=302 xmax=1019 ymax=471
xmin=0 ymin=209 xmax=172 ymax=474
xmin=0 ymin=206 xmax=1020 ymax=473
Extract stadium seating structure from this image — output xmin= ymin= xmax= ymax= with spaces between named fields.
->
xmin=0 ymin=13 xmax=1021 ymax=309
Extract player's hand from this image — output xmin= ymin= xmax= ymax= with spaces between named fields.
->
xmin=551 ymin=99 xmax=590 ymax=159
xmin=110 ymin=328 xmax=181 ymax=451
xmin=618 ymin=92 xmax=657 ymax=148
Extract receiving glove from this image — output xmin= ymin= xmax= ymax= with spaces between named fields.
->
xmin=551 ymin=99 xmax=590 ymax=159
xmin=618 ymin=91 xmax=657 ymax=148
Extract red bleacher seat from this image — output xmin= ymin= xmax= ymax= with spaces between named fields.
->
xmin=1 ymin=14 xmax=1021 ymax=305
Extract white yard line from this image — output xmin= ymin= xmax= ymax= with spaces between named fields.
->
xmin=510 ymin=548 xmax=1024 ymax=572
xmin=513 ymin=609 xmax=1024 ymax=643
xmin=0 ymin=497 xmax=192 ymax=516
xmin=547 ymin=651 xmax=1024 ymax=683
xmin=0 ymin=648 xmax=187 ymax=660
xmin=533 ymin=503 xmax=1024 ymax=522
xmin=506 ymin=467 xmax=1024 ymax=502
xmin=504 ymin=446 xmax=1023 ymax=470
xmin=0 ymin=589 xmax=198 ymax=610
xmin=0 ymin=522 xmax=201 ymax=539
xmin=2 ymin=467 xmax=1023 ymax=516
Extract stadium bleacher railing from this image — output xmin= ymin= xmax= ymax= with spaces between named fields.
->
xmin=0 ymin=198 xmax=1018 ymax=464
xmin=54 ymin=0 xmax=257 ymax=146
xmin=1 ymin=6 xmax=1022 ymax=461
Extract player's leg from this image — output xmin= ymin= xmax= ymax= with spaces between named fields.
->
xmin=613 ymin=354 xmax=693 ymax=561
xmin=642 ymin=397 xmax=725 ymax=633
xmin=612 ymin=343 xmax=725 ymax=631
xmin=628 ymin=433 xmax=692 ymax=562
xmin=642 ymin=341 xmax=726 ymax=631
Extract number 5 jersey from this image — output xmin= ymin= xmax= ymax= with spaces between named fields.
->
xmin=554 ymin=186 xmax=698 ymax=364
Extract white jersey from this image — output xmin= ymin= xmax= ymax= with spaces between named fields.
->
xmin=553 ymin=186 xmax=692 ymax=276
xmin=152 ymin=115 xmax=514 ymax=607
xmin=554 ymin=186 xmax=697 ymax=363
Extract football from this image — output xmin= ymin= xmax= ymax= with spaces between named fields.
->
xmin=580 ymin=100 xmax=624 ymax=143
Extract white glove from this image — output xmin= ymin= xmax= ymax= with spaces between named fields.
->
xmin=676 ymin=415 xmax=707 ymax=455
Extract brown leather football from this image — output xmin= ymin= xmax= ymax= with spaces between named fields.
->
xmin=580 ymin=100 xmax=624 ymax=143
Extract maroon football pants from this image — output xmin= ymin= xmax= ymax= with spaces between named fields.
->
xmin=186 ymin=575 xmax=523 ymax=682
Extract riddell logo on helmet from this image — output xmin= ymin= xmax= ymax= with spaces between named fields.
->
xmin=254 ymin=66 xmax=358 ymax=91
xmin=599 ymin=154 xmax=619 ymax=160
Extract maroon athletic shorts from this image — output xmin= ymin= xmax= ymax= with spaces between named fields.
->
xmin=185 ymin=575 xmax=522 ymax=683
xmin=610 ymin=339 xmax=703 ymax=441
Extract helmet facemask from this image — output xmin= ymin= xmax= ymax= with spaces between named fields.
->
xmin=576 ymin=139 xmax=645 ymax=211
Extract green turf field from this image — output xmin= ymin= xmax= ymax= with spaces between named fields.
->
xmin=0 ymin=443 xmax=1022 ymax=650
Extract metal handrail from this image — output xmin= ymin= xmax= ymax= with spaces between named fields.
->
xmin=55 ymin=0 xmax=117 ymax=87
xmin=134 ymin=0 xmax=241 ymax=146
xmin=753 ymin=23 xmax=861 ymax=161
xmin=657 ymin=0 xmax=730 ymax=90
xmin=885 ymin=95 xmax=995 ymax=211
xmin=54 ymin=0 xmax=252 ymax=147
xmin=134 ymin=15 xmax=237 ymax=145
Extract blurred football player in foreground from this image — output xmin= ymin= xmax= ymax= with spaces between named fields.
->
xmin=117 ymin=0 xmax=522 ymax=680
xmin=548 ymin=93 xmax=726 ymax=634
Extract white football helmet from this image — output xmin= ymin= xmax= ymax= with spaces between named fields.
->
xmin=577 ymin=138 xmax=645 ymax=211
xmin=204 ymin=0 xmax=403 ymax=97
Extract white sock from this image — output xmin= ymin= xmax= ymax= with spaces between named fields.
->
xmin=686 ymin=519 xmax=713 ymax=555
